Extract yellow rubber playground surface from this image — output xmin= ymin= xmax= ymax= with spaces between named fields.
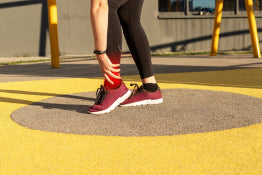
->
xmin=1 ymin=61 xmax=262 ymax=174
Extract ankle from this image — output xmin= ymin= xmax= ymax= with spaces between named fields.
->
xmin=143 ymin=83 xmax=158 ymax=92
xmin=104 ymin=79 xmax=122 ymax=90
xmin=142 ymin=76 xmax=156 ymax=84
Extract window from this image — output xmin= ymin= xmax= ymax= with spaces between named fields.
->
xmin=239 ymin=0 xmax=262 ymax=11
xmin=189 ymin=0 xmax=216 ymax=15
xmin=223 ymin=0 xmax=235 ymax=11
xmin=159 ymin=0 xmax=262 ymax=17
xmin=159 ymin=0 xmax=185 ymax=12
xmin=189 ymin=0 xmax=215 ymax=12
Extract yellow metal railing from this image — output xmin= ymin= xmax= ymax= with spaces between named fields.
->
xmin=210 ymin=0 xmax=224 ymax=56
xmin=47 ymin=0 xmax=60 ymax=68
xmin=211 ymin=0 xmax=261 ymax=58
xmin=245 ymin=0 xmax=261 ymax=58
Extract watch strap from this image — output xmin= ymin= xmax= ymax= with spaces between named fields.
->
xmin=94 ymin=50 xmax=107 ymax=55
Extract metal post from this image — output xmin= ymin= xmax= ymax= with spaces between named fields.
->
xmin=235 ymin=0 xmax=239 ymax=15
xmin=210 ymin=0 xmax=224 ymax=56
xmin=185 ymin=0 xmax=190 ymax=15
xmin=47 ymin=0 xmax=60 ymax=68
xmin=245 ymin=0 xmax=261 ymax=58
xmin=168 ymin=0 xmax=171 ymax=12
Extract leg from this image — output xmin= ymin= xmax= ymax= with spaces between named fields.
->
xmin=88 ymin=0 xmax=132 ymax=114
xmin=117 ymin=0 xmax=163 ymax=107
xmin=104 ymin=1 xmax=124 ymax=89
xmin=118 ymin=0 xmax=155 ymax=83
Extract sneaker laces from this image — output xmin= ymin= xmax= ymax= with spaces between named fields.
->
xmin=130 ymin=83 xmax=143 ymax=97
xmin=95 ymin=85 xmax=108 ymax=104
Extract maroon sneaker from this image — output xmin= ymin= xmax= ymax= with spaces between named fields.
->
xmin=120 ymin=84 xmax=163 ymax=107
xmin=88 ymin=82 xmax=131 ymax=114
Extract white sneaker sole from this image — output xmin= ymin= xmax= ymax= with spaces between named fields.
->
xmin=88 ymin=90 xmax=131 ymax=115
xmin=120 ymin=98 xmax=163 ymax=107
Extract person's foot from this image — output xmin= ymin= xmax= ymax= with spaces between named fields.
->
xmin=120 ymin=84 xmax=163 ymax=107
xmin=88 ymin=82 xmax=131 ymax=114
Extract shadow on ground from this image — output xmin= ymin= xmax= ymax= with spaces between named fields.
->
xmin=10 ymin=89 xmax=262 ymax=136
xmin=1 ymin=56 xmax=262 ymax=106
xmin=1 ymin=57 xmax=262 ymax=88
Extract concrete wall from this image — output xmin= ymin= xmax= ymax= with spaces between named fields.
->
xmin=156 ymin=17 xmax=258 ymax=53
xmin=0 ymin=0 xmax=261 ymax=57
xmin=0 ymin=0 xmax=46 ymax=57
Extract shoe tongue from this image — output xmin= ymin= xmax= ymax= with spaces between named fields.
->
xmin=129 ymin=85 xmax=143 ymax=97
xmin=139 ymin=85 xmax=146 ymax=92
xmin=102 ymin=86 xmax=109 ymax=92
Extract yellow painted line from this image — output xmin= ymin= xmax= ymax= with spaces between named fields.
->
xmin=0 ymin=70 xmax=262 ymax=174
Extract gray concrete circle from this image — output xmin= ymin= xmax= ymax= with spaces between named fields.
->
xmin=11 ymin=89 xmax=262 ymax=136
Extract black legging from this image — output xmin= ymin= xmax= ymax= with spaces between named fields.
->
xmin=107 ymin=0 xmax=153 ymax=79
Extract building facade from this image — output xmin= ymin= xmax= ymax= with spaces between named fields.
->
xmin=0 ymin=0 xmax=261 ymax=57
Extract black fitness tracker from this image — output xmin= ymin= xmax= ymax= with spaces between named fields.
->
xmin=94 ymin=50 xmax=107 ymax=55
